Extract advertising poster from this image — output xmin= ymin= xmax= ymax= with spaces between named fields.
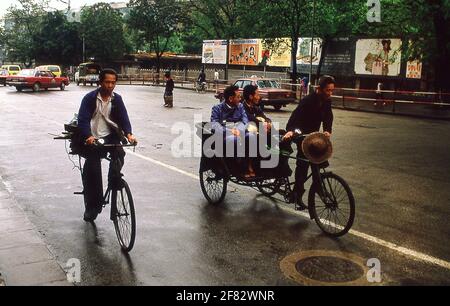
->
xmin=297 ymin=38 xmax=323 ymax=65
xmin=406 ymin=60 xmax=422 ymax=79
xmin=298 ymin=37 xmax=356 ymax=75
xmin=202 ymin=40 xmax=227 ymax=64
xmin=259 ymin=38 xmax=292 ymax=67
xmin=228 ymin=39 xmax=260 ymax=66
xmin=354 ymin=38 xmax=402 ymax=76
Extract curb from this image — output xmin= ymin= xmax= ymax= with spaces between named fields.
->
xmin=0 ymin=176 xmax=72 ymax=286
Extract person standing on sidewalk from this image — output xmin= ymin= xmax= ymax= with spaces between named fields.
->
xmin=214 ymin=69 xmax=219 ymax=93
xmin=164 ymin=71 xmax=174 ymax=108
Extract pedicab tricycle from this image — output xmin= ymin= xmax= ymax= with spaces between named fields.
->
xmin=196 ymin=122 xmax=355 ymax=237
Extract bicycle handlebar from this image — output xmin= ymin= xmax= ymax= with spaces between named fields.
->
xmin=92 ymin=139 xmax=137 ymax=148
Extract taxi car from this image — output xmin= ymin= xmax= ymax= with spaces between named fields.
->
xmin=215 ymin=77 xmax=296 ymax=110
xmin=6 ymin=69 xmax=70 ymax=92
xmin=1 ymin=65 xmax=21 ymax=76
xmin=36 ymin=65 xmax=62 ymax=77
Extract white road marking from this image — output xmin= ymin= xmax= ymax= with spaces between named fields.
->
xmin=126 ymin=150 xmax=198 ymax=180
xmin=125 ymin=149 xmax=450 ymax=271
xmin=5 ymin=103 xmax=450 ymax=271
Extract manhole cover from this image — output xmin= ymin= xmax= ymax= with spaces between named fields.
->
xmin=295 ymin=256 xmax=364 ymax=283
xmin=280 ymin=250 xmax=371 ymax=286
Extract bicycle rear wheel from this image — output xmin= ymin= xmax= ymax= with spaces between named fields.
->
xmin=111 ymin=179 xmax=136 ymax=252
xmin=308 ymin=172 xmax=355 ymax=237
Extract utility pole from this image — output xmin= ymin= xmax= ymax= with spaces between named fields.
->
xmin=57 ymin=0 xmax=71 ymax=12
xmin=308 ymin=0 xmax=316 ymax=94
xmin=82 ymin=36 xmax=85 ymax=62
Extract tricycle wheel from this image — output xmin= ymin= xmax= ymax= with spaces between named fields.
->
xmin=257 ymin=178 xmax=282 ymax=196
xmin=200 ymin=169 xmax=227 ymax=204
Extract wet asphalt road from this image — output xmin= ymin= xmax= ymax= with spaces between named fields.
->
xmin=0 ymin=83 xmax=449 ymax=285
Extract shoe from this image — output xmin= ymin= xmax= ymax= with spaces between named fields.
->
xmin=83 ymin=207 xmax=99 ymax=222
xmin=163 ymin=104 xmax=168 ymax=107
xmin=289 ymin=191 xmax=307 ymax=211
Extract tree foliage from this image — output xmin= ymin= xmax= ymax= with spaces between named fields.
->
xmin=126 ymin=0 xmax=185 ymax=71
xmin=80 ymin=2 xmax=127 ymax=62
xmin=34 ymin=11 xmax=82 ymax=65
xmin=3 ymin=0 xmax=49 ymax=67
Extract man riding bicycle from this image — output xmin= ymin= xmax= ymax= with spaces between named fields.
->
xmin=78 ymin=68 xmax=137 ymax=222
xmin=282 ymin=75 xmax=335 ymax=209
xmin=197 ymin=69 xmax=207 ymax=90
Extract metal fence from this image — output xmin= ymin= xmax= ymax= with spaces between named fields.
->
xmin=329 ymin=87 xmax=450 ymax=119
xmin=115 ymin=68 xmax=450 ymax=119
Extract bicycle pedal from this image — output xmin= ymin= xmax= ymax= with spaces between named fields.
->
xmin=295 ymin=203 xmax=307 ymax=211
xmin=74 ymin=191 xmax=84 ymax=195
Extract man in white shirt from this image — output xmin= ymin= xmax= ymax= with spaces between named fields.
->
xmin=78 ymin=68 xmax=137 ymax=221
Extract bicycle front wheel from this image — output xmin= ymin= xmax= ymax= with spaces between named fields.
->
xmin=111 ymin=180 xmax=136 ymax=252
xmin=308 ymin=172 xmax=355 ymax=237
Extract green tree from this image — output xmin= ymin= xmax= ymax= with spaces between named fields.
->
xmin=3 ymin=0 xmax=49 ymax=67
xmin=126 ymin=0 xmax=185 ymax=72
xmin=362 ymin=0 xmax=450 ymax=91
xmin=80 ymin=3 xmax=127 ymax=62
xmin=34 ymin=11 xmax=82 ymax=65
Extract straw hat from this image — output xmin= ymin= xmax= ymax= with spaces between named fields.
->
xmin=301 ymin=132 xmax=333 ymax=164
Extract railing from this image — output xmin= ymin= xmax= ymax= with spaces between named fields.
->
xmin=329 ymin=87 xmax=450 ymax=119
xmin=115 ymin=70 xmax=450 ymax=119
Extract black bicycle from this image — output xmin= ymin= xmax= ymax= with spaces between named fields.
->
xmin=55 ymin=122 xmax=137 ymax=252
xmin=196 ymin=123 xmax=355 ymax=237
xmin=195 ymin=81 xmax=207 ymax=93
xmin=89 ymin=140 xmax=137 ymax=252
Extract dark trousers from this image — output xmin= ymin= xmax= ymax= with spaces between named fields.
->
xmin=294 ymin=140 xmax=309 ymax=195
xmin=82 ymin=134 xmax=125 ymax=210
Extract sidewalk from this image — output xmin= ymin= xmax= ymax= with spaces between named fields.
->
xmin=0 ymin=177 xmax=71 ymax=286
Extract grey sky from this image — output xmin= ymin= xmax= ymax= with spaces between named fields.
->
xmin=0 ymin=0 xmax=128 ymax=18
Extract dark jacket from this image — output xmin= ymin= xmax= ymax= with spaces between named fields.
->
xmin=286 ymin=92 xmax=333 ymax=134
xmin=243 ymin=101 xmax=271 ymax=125
xmin=78 ymin=89 xmax=132 ymax=139
xmin=165 ymin=78 xmax=174 ymax=96
xmin=211 ymin=101 xmax=248 ymax=134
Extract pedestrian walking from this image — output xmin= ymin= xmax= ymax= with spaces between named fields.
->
xmin=164 ymin=71 xmax=174 ymax=108
xmin=214 ymin=69 xmax=219 ymax=93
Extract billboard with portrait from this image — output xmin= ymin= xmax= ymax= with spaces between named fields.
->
xmin=202 ymin=40 xmax=228 ymax=64
xmin=354 ymin=38 xmax=402 ymax=76
xmin=228 ymin=39 xmax=260 ymax=66
xmin=259 ymin=38 xmax=292 ymax=67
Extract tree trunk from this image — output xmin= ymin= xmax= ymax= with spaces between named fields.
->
xmin=290 ymin=34 xmax=298 ymax=84
xmin=315 ymin=37 xmax=329 ymax=80
xmin=432 ymin=7 xmax=450 ymax=92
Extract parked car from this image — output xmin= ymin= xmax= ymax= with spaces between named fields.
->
xmin=1 ymin=64 xmax=21 ymax=76
xmin=6 ymin=69 xmax=70 ymax=92
xmin=215 ymin=77 xmax=296 ymax=110
xmin=74 ymin=62 xmax=101 ymax=86
xmin=36 ymin=65 xmax=62 ymax=77
xmin=0 ymin=69 xmax=8 ymax=86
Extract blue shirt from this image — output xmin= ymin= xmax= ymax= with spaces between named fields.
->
xmin=210 ymin=101 xmax=249 ymax=134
